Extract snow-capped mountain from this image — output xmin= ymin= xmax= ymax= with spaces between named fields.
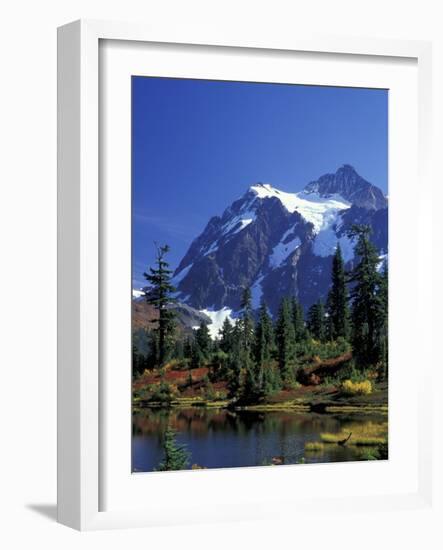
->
xmin=304 ymin=164 xmax=387 ymax=210
xmin=172 ymin=165 xmax=388 ymax=316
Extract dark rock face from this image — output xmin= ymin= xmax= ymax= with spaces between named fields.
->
xmin=304 ymin=164 xmax=387 ymax=210
xmin=171 ymin=165 xmax=388 ymax=316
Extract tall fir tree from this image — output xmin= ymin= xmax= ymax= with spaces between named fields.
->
xmin=307 ymin=300 xmax=326 ymax=341
xmin=238 ymin=287 xmax=258 ymax=400
xmin=247 ymin=299 xmax=276 ymax=399
xmin=183 ymin=336 xmax=193 ymax=362
xmin=275 ymin=297 xmax=296 ymax=381
xmin=326 ymin=244 xmax=350 ymax=340
xmin=226 ymin=322 xmax=243 ymax=397
xmin=291 ymin=297 xmax=306 ymax=341
xmin=157 ymin=427 xmax=189 ymax=471
xmin=132 ymin=343 xmax=143 ymax=379
xmin=347 ymin=225 xmax=383 ymax=369
xmin=377 ymin=260 xmax=389 ymax=378
xmin=144 ymin=244 xmax=176 ymax=367
xmin=239 ymin=287 xmax=254 ymax=353
xmin=195 ymin=322 xmax=212 ymax=361
xmin=219 ymin=317 xmax=234 ymax=354
xmin=254 ymin=299 xmax=274 ymax=367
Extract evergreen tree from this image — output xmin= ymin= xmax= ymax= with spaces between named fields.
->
xmin=239 ymin=287 xmax=254 ymax=353
xmin=195 ymin=322 xmax=212 ymax=361
xmin=275 ymin=297 xmax=296 ymax=380
xmin=242 ymin=359 xmax=261 ymax=402
xmin=190 ymin=340 xmax=205 ymax=368
xmin=307 ymin=300 xmax=326 ymax=341
xmin=144 ymin=244 xmax=176 ymax=366
xmin=377 ymin=260 xmax=389 ymax=378
xmin=347 ymin=225 xmax=383 ymax=369
xmin=226 ymin=323 xmax=243 ymax=396
xmin=132 ymin=343 xmax=141 ymax=378
xmin=254 ymin=300 xmax=274 ymax=367
xmin=157 ymin=427 xmax=189 ymax=471
xmin=235 ymin=287 xmax=258 ymax=399
xmin=326 ymin=244 xmax=350 ymax=340
xmin=219 ymin=317 xmax=234 ymax=354
xmin=145 ymin=330 xmax=160 ymax=370
xmin=173 ymin=339 xmax=184 ymax=361
xmin=209 ymin=349 xmax=229 ymax=382
xmin=255 ymin=302 xmax=280 ymax=397
xmin=291 ymin=297 xmax=306 ymax=341
xmin=183 ymin=336 xmax=193 ymax=362
xmin=262 ymin=364 xmax=281 ymax=396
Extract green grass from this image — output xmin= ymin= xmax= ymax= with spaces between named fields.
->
xmin=305 ymin=441 xmax=325 ymax=452
xmin=325 ymin=405 xmax=388 ymax=414
xmin=169 ymin=397 xmax=229 ymax=409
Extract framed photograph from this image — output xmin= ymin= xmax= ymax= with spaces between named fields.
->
xmin=57 ymin=20 xmax=433 ymax=530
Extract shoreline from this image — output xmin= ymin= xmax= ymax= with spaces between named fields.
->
xmin=134 ymin=398 xmax=388 ymax=415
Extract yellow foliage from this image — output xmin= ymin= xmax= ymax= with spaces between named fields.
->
xmin=341 ymin=379 xmax=372 ymax=396
xmin=320 ymin=421 xmax=388 ymax=446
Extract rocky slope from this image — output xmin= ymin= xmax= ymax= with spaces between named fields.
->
xmin=170 ymin=165 xmax=387 ymax=317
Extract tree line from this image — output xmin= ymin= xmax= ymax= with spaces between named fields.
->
xmin=133 ymin=225 xmax=388 ymax=401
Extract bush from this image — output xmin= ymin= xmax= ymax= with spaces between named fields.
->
xmin=138 ymin=381 xmax=178 ymax=404
xmin=340 ymin=379 xmax=372 ymax=396
xmin=201 ymin=375 xmax=216 ymax=400
xmin=295 ymin=338 xmax=351 ymax=362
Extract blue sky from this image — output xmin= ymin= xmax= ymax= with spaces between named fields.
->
xmin=132 ymin=77 xmax=388 ymax=289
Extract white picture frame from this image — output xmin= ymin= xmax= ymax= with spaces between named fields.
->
xmin=57 ymin=19 xmax=433 ymax=531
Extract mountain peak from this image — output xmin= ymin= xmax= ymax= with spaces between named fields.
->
xmin=304 ymin=165 xmax=386 ymax=210
xmin=172 ymin=165 xmax=388 ymax=316
xmin=337 ymin=163 xmax=357 ymax=174
xmin=249 ymin=182 xmax=277 ymax=194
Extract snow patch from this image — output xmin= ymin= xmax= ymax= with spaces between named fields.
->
xmin=172 ymin=263 xmax=193 ymax=285
xmin=251 ymin=275 xmax=265 ymax=309
xmin=269 ymin=231 xmax=301 ymax=267
xmin=313 ymin=229 xmax=355 ymax=262
xmin=250 ymin=183 xmax=350 ymax=233
xmin=198 ymin=307 xmax=236 ymax=340
xmin=203 ymin=241 xmax=219 ymax=256
xmin=221 ymin=210 xmax=255 ymax=237
xmin=338 ymin=234 xmax=356 ymax=263
xmin=132 ymin=289 xmax=145 ymax=299
xmin=312 ymin=207 xmax=355 ymax=261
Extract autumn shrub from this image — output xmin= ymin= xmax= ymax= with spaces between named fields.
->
xmin=138 ymin=381 xmax=179 ymax=404
xmin=340 ymin=379 xmax=372 ymax=396
xmin=296 ymin=337 xmax=351 ymax=362
xmin=200 ymin=375 xmax=216 ymax=400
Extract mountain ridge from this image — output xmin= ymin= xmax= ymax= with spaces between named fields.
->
xmin=156 ymin=165 xmax=387 ymax=318
xmin=304 ymin=164 xmax=387 ymax=210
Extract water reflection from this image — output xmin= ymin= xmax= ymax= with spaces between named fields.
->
xmin=132 ymin=407 xmax=387 ymax=472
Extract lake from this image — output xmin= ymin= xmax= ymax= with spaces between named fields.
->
xmin=132 ymin=407 xmax=387 ymax=472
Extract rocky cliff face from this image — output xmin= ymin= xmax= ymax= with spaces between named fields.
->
xmin=304 ymin=164 xmax=387 ymax=210
xmin=171 ymin=165 xmax=387 ymax=316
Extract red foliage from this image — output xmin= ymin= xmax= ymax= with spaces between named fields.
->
xmin=134 ymin=366 xmax=210 ymax=391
